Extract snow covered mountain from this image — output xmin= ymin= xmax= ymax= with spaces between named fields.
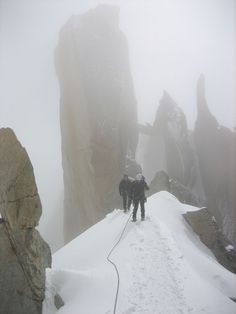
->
xmin=43 ymin=192 xmax=236 ymax=314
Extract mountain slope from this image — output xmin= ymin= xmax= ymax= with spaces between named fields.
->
xmin=43 ymin=192 xmax=236 ymax=314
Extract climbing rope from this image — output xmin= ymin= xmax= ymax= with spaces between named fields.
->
xmin=106 ymin=211 xmax=132 ymax=314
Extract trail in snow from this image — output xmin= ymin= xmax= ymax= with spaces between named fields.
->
xmin=115 ymin=218 xmax=188 ymax=314
xmin=43 ymin=192 xmax=236 ymax=314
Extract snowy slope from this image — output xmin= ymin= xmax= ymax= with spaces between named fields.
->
xmin=43 ymin=192 xmax=236 ymax=314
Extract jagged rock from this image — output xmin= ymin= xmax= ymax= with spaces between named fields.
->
xmin=55 ymin=5 xmax=138 ymax=242
xmin=143 ymin=91 xmax=191 ymax=184
xmin=194 ymin=75 xmax=236 ymax=246
xmin=0 ymin=128 xmax=51 ymax=314
xmin=184 ymin=208 xmax=236 ymax=273
xmin=147 ymin=171 xmax=201 ymax=207
xmin=141 ymin=91 xmax=204 ymax=203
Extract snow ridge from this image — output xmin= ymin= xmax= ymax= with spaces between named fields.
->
xmin=43 ymin=192 xmax=236 ymax=314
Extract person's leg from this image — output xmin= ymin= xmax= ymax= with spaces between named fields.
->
xmin=123 ymin=193 xmax=128 ymax=212
xmin=140 ymin=199 xmax=145 ymax=220
xmin=132 ymin=200 xmax=138 ymax=221
xmin=128 ymin=197 xmax=132 ymax=210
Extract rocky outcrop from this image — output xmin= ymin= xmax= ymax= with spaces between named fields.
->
xmin=0 ymin=128 xmax=51 ymax=314
xmin=55 ymin=5 xmax=138 ymax=243
xmin=194 ymin=75 xmax=236 ymax=246
xmin=147 ymin=171 xmax=201 ymax=207
xmin=144 ymin=91 xmax=190 ymax=184
xmin=139 ymin=77 xmax=236 ymax=249
xmin=142 ymin=91 xmax=204 ymax=202
xmin=184 ymin=208 xmax=236 ymax=273
xmin=147 ymin=171 xmax=170 ymax=195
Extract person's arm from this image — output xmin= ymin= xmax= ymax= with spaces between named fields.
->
xmin=119 ymin=181 xmax=123 ymax=195
xmin=145 ymin=181 xmax=149 ymax=190
xmin=130 ymin=182 xmax=134 ymax=200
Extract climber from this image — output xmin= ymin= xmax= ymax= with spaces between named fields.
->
xmin=130 ymin=173 xmax=149 ymax=221
xmin=119 ymin=174 xmax=133 ymax=212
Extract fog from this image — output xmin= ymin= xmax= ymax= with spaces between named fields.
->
xmin=0 ymin=0 xmax=235 ymax=251
xmin=121 ymin=0 xmax=236 ymax=127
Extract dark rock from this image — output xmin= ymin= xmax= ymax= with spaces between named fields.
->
xmin=184 ymin=207 xmax=236 ymax=273
xmin=147 ymin=171 xmax=170 ymax=196
xmin=54 ymin=294 xmax=64 ymax=310
xmin=147 ymin=171 xmax=201 ymax=207
xmin=56 ymin=5 xmax=138 ymax=242
xmin=0 ymin=128 xmax=51 ymax=314
xmin=169 ymin=179 xmax=201 ymax=207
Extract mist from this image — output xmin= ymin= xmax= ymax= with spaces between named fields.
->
xmin=121 ymin=0 xmax=236 ymax=128
xmin=0 ymin=0 xmax=235 ymax=251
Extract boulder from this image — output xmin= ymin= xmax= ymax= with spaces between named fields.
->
xmin=54 ymin=294 xmax=65 ymax=310
xmin=147 ymin=171 xmax=201 ymax=207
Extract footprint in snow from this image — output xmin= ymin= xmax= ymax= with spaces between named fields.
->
xmin=123 ymin=306 xmax=136 ymax=314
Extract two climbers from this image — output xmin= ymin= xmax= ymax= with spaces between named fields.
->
xmin=119 ymin=173 xmax=149 ymax=221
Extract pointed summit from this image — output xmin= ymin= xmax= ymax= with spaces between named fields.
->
xmin=159 ymin=90 xmax=178 ymax=109
xmin=196 ymin=74 xmax=218 ymax=126
xmin=153 ymin=90 xmax=186 ymax=131
xmin=197 ymin=74 xmax=210 ymax=115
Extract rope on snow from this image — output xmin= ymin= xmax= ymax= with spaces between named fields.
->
xmin=106 ymin=211 xmax=132 ymax=314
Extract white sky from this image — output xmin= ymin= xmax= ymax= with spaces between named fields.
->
xmin=119 ymin=0 xmax=236 ymax=127
xmin=0 ymin=0 xmax=235 ymax=249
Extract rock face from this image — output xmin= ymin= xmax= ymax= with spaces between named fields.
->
xmin=194 ymin=75 xmax=236 ymax=246
xmin=142 ymin=91 xmax=204 ymax=202
xmin=56 ymin=5 xmax=138 ymax=242
xmin=0 ymin=128 xmax=51 ymax=314
xmin=184 ymin=208 xmax=236 ymax=273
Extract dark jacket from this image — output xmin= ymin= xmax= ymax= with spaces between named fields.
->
xmin=119 ymin=178 xmax=132 ymax=196
xmin=131 ymin=180 xmax=149 ymax=201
